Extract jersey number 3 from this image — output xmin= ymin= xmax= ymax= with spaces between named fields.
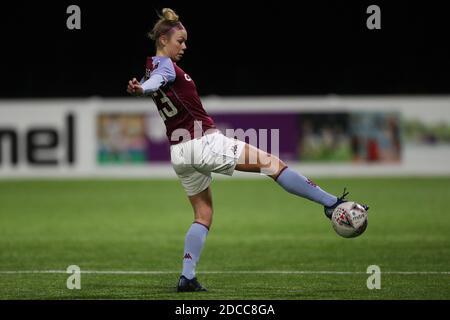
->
xmin=152 ymin=90 xmax=178 ymax=121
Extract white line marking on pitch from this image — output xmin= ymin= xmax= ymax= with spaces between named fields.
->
xmin=0 ymin=270 xmax=449 ymax=275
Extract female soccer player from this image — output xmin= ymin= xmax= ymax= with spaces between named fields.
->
xmin=127 ymin=8 xmax=368 ymax=292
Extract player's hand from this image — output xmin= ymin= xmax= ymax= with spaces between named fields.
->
xmin=126 ymin=78 xmax=144 ymax=96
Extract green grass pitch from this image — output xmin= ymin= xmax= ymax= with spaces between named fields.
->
xmin=0 ymin=177 xmax=449 ymax=299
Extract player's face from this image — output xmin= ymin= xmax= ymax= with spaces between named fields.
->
xmin=166 ymin=29 xmax=188 ymax=62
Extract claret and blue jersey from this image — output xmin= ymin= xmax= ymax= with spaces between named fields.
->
xmin=144 ymin=56 xmax=216 ymax=144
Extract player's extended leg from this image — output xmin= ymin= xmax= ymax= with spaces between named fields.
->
xmin=177 ymin=187 xmax=212 ymax=292
xmin=235 ymin=143 xmax=339 ymax=211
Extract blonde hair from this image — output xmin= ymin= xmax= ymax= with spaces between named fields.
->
xmin=148 ymin=8 xmax=184 ymax=47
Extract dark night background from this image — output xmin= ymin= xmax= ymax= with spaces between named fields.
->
xmin=0 ymin=0 xmax=449 ymax=97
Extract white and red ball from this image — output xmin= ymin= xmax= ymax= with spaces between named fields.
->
xmin=331 ymin=202 xmax=368 ymax=238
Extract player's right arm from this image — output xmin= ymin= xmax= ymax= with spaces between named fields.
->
xmin=127 ymin=57 xmax=176 ymax=96
xmin=126 ymin=75 xmax=165 ymax=96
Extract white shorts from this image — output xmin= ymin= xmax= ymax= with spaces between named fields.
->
xmin=170 ymin=132 xmax=246 ymax=196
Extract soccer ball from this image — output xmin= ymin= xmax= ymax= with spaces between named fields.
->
xmin=331 ymin=202 xmax=368 ymax=238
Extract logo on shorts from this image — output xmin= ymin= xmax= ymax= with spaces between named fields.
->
xmin=231 ymin=145 xmax=238 ymax=156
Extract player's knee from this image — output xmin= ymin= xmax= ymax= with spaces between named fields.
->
xmin=261 ymin=155 xmax=286 ymax=177
xmin=195 ymin=208 xmax=213 ymax=228
xmin=276 ymin=158 xmax=287 ymax=169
